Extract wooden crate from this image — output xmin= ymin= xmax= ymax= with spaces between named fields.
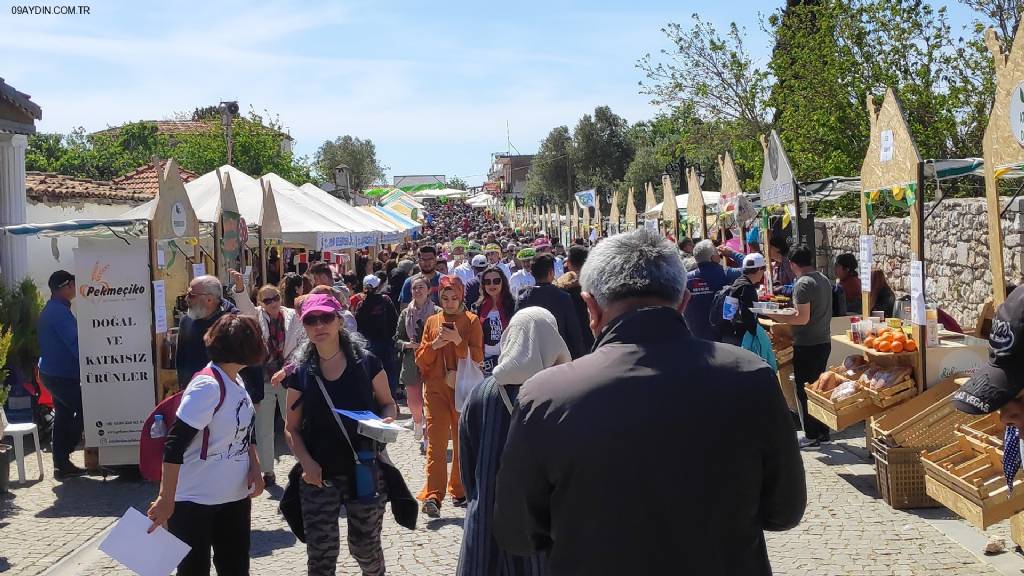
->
xmin=864 ymin=377 xmax=918 ymax=408
xmin=868 ymin=377 xmax=978 ymax=510
xmin=922 ymin=436 xmax=1024 ymax=529
xmin=777 ymin=362 xmax=797 ymax=413
xmin=870 ymin=377 xmax=975 ymax=448
xmin=873 ymin=439 xmax=939 ymax=509
xmin=806 ymin=385 xmax=884 ymax=431
xmin=957 ymin=413 xmax=1004 ymax=449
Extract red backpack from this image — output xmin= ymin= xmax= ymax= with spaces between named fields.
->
xmin=138 ymin=365 xmax=226 ymax=482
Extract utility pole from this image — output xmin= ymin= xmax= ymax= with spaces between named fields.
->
xmin=219 ymin=100 xmax=239 ymax=166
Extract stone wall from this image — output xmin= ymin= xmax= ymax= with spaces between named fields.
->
xmin=817 ymin=197 xmax=1023 ymax=331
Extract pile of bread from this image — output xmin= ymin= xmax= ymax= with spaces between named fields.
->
xmin=808 ymin=355 xmax=913 ymax=401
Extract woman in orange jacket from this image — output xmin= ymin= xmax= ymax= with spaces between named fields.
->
xmin=415 ymin=276 xmax=484 ymax=518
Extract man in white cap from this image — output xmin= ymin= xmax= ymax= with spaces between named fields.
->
xmin=355 ymin=273 xmax=401 ymax=397
xmin=717 ymin=253 xmax=767 ymax=347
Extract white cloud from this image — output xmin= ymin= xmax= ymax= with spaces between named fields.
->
xmin=1 ymin=0 xmax=655 ymax=182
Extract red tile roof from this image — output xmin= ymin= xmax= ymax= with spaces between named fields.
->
xmin=111 ymin=161 xmax=198 ymax=195
xmin=26 ymin=172 xmax=151 ymax=204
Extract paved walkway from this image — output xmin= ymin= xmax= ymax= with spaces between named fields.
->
xmin=1 ymin=419 xmax=1022 ymax=575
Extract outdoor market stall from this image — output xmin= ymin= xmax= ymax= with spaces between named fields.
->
xmin=4 ymin=159 xmax=201 ymax=467
xmin=921 ymin=24 xmax=1024 ymax=535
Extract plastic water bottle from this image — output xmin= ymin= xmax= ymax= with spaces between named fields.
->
xmin=150 ymin=414 xmax=167 ymax=439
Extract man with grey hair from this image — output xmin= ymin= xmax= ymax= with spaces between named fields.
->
xmin=494 ymin=228 xmax=805 ymax=576
xmin=176 ymin=271 xmax=264 ymax=403
xmin=684 ymin=239 xmax=742 ymax=341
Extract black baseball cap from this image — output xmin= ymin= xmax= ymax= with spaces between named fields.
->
xmin=953 ymin=285 xmax=1024 ymax=414
xmin=47 ymin=270 xmax=75 ymax=292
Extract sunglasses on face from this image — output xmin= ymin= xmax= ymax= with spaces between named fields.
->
xmin=302 ymin=313 xmax=337 ymax=327
xmin=483 ymin=277 xmax=503 ymax=286
xmin=261 ymin=295 xmax=281 ymax=305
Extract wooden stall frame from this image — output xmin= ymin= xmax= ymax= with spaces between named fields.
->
xmin=661 ymin=174 xmax=678 ymax=239
xmin=683 ymin=167 xmax=707 ymax=239
xmin=148 ymin=158 xmax=201 ymax=404
xmin=981 ymin=27 xmax=1020 ymax=307
xmin=625 ymin=186 xmax=637 ymax=231
xmin=858 ymin=87 xmax=927 ymax=394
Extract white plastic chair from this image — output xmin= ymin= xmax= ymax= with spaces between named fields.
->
xmin=5 ymin=422 xmax=44 ymax=484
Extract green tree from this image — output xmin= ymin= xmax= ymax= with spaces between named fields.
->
xmin=637 ymin=14 xmax=771 ymax=136
xmin=447 ymin=177 xmax=467 ymax=190
xmin=525 ymin=126 xmax=574 ymax=207
xmin=314 ymin=135 xmax=388 ymax=198
xmin=25 ymin=111 xmax=310 ymax=183
xmin=572 ymin=106 xmax=634 ymax=209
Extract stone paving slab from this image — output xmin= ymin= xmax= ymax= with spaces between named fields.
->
xmin=3 ymin=417 xmax=1023 ymax=575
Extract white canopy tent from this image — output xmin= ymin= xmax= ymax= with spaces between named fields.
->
xmin=466 ymin=193 xmax=497 ymax=208
xmin=120 ymin=166 xmax=351 ymax=248
xmin=296 ymin=182 xmax=400 ymax=243
xmin=412 ymin=188 xmax=469 ymax=200
xmin=643 ymin=191 xmax=722 ymax=217
xmin=261 ymin=174 xmax=385 ymax=249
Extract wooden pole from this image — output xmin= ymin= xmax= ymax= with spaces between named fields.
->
xmin=984 ymin=129 xmax=1009 ymax=307
xmin=912 ymin=161 xmax=927 ymax=393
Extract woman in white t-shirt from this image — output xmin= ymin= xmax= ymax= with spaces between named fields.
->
xmin=147 ymin=314 xmax=266 ymax=576
xmin=471 ymin=265 xmax=516 ymax=376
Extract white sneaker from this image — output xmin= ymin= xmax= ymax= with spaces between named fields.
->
xmin=414 ymin=421 xmax=423 ymax=441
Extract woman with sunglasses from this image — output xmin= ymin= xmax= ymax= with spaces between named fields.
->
xmin=284 ymin=294 xmax=413 ymax=576
xmin=394 ymin=276 xmax=439 ymax=454
xmin=472 ymin=265 xmax=515 ymax=376
xmin=415 ymin=276 xmax=483 ymax=518
xmin=250 ymin=284 xmax=306 ymax=486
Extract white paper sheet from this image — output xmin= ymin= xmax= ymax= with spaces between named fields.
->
xmin=152 ymin=281 xmax=167 ymax=334
xmin=243 ymin=265 xmax=253 ymax=286
xmin=880 ymin=129 xmax=894 ymax=162
xmin=336 ymin=409 xmax=407 ymax=432
xmin=156 ymin=249 xmax=166 ymax=269
xmin=192 ymin=263 xmax=206 ymax=278
xmin=910 ymin=260 xmax=925 ymax=325
xmin=858 ymin=235 xmax=874 ymax=294
xmin=99 ymin=507 xmax=191 ymax=576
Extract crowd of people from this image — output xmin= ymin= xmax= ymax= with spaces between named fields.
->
xmin=53 ymin=197 xmax=997 ymax=574
xmin=28 ymin=193 xmax=1024 ymax=575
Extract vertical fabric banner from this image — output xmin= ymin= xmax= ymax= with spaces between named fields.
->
xmin=74 ymin=237 xmax=155 ymax=448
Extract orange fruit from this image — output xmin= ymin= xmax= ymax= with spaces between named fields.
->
xmin=864 ymin=337 xmax=876 ymax=349
xmin=878 ymin=333 xmax=893 ymax=343
xmin=893 ymin=333 xmax=907 ymax=344
xmin=904 ymin=340 xmax=918 ymax=352
xmin=877 ymin=341 xmax=893 ymax=352
xmin=890 ymin=341 xmax=905 ymax=353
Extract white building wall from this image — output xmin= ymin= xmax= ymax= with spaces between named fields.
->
xmin=24 ymin=201 xmax=137 ymax=292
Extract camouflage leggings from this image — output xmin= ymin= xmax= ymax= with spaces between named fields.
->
xmin=299 ymin=474 xmax=387 ymax=576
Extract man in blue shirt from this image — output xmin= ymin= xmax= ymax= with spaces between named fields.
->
xmin=398 ymin=245 xmax=445 ymax=309
xmin=684 ymin=240 xmax=742 ymax=341
xmin=37 ymin=270 xmax=85 ymax=479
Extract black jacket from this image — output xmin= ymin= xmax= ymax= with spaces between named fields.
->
xmin=515 ymin=282 xmax=584 ymax=359
xmin=555 ymin=271 xmax=595 ymax=353
xmin=176 ymin=297 xmax=264 ymax=402
xmin=493 ymin=307 xmax=805 ymax=576
xmin=355 ymin=292 xmax=399 ymax=342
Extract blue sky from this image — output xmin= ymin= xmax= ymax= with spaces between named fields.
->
xmin=0 ymin=0 xmax=981 ymax=186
